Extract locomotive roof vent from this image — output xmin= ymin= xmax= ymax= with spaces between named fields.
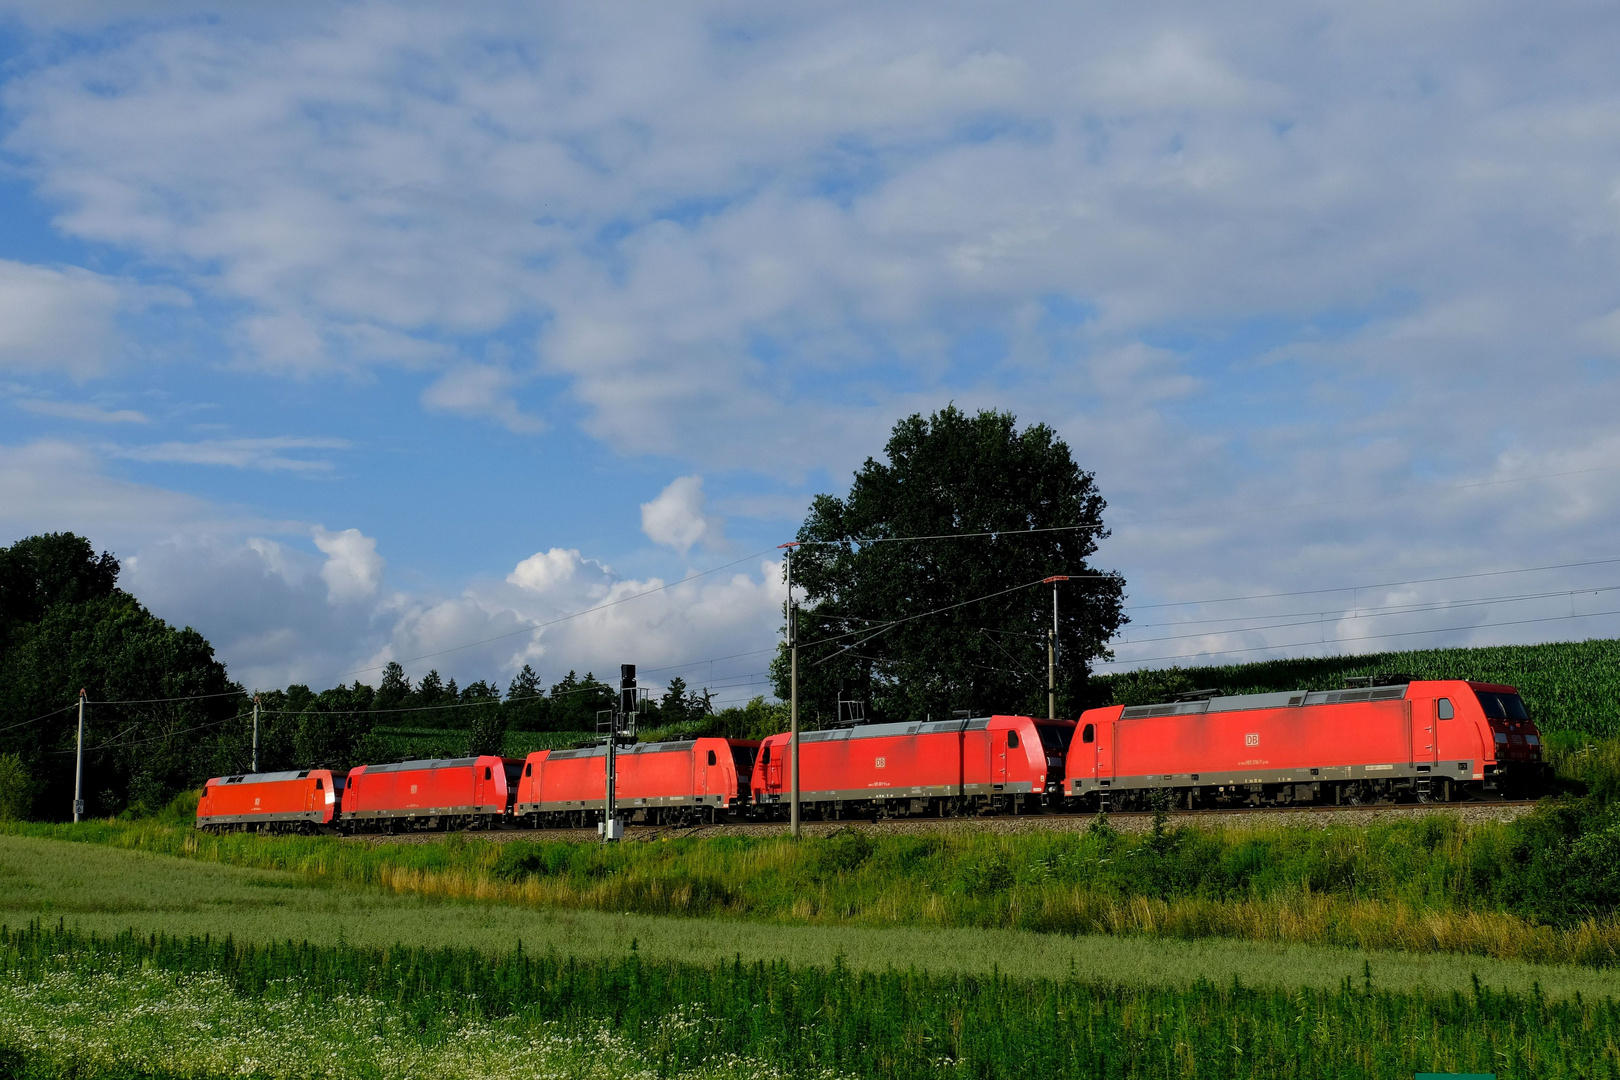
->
xmin=1174 ymin=688 xmax=1221 ymax=701
xmin=1343 ymin=673 xmax=1414 ymax=689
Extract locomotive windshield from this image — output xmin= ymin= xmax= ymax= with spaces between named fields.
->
xmin=1036 ymin=724 xmax=1074 ymax=752
xmin=1474 ymin=691 xmax=1530 ymax=721
xmin=730 ymin=745 xmax=757 ymax=775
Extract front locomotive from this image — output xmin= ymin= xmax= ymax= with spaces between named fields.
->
xmin=1468 ymin=682 xmax=1546 ymax=795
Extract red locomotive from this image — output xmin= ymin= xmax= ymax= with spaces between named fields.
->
xmin=195 ymin=768 xmax=341 ymax=833
xmin=1067 ymin=679 xmax=1545 ymax=808
xmin=340 ymin=755 xmax=521 ymax=832
xmin=515 ymin=738 xmax=757 ymax=827
xmin=194 ymin=676 xmax=1547 ymax=834
xmin=751 ymin=715 xmax=1075 ymax=819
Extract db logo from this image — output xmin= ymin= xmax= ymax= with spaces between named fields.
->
xmin=1245 ymin=733 xmax=1260 ymax=747
xmin=875 ymin=757 xmax=886 ymax=769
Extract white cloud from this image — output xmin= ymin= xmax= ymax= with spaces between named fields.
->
xmin=0 ymin=260 xmax=125 ymax=377
xmin=311 ymin=526 xmax=385 ymax=604
xmin=420 ymin=364 xmax=543 ymax=433
xmin=641 ymin=475 xmax=723 ymax=555
xmin=508 ymin=547 xmax=592 ymax=594
xmin=112 ymin=436 xmax=350 ymax=472
xmin=7 ymin=2 xmax=1620 ymax=684
xmin=15 ymin=398 xmax=148 ymax=423
xmin=0 ymin=439 xmax=228 ymax=548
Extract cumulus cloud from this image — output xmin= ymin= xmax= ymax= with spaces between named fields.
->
xmin=508 ymin=548 xmax=595 ymax=594
xmin=311 ymin=526 xmax=385 ymax=604
xmin=641 ymin=476 xmax=723 ymax=555
xmin=7 ymin=2 xmax=1620 ymax=681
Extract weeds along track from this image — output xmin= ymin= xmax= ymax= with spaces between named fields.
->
xmin=342 ymin=799 xmax=1538 ymax=845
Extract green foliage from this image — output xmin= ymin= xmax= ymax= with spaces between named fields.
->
xmin=776 ymin=406 xmax=1125 ymax=725
xmin=1094 ymin=638 xmax=1620 ymax=735
xmin=0 ymin=533 xmax=241 ymax=819
xmin=0 ymin=532 xmax=119 ymax=635
xmin=503 ymin=663 xmax=546 ymax=730
xmin=4 ymin=923 xmax=1619 ymax=1080
xmin=0 ymin=754 xmax=33 ymax=822
xmin=543 ymin=671 xmax=617 ymax=731
xmin=461 ymin=679 xmax=506 ymax=755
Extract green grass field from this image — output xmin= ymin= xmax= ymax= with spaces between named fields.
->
xmin=14 ymin=779 xmax=1620 ymax=967
xmin=3 ymin=831 xmax=1618 ymax=1000
xmin=5 ymin=918 xmax=1619 ymax=1080
xmin=8 ymin=831 xmax=1620 ymax=1078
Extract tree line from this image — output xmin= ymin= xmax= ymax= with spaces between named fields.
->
xmin=2 ymin=407 xmax=1132 ymax=820
xmin=0 ymin=532 xmax=742 ymax=821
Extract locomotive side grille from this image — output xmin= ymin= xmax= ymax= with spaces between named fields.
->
xmin=1123 ymin=683 xmax=1409 ymax=719
xmin=365 ymin=757 xmax=479 ymax=774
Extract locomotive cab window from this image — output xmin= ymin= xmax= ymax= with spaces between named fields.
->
xmin=1007 ymin=731 xmax=1019 ymax=748
xmin=762 ymin=746 xmax=771 ymax=764
xmin=1082 ymin=723 xmax=1095 ymax=744
xmin=484 ymin=766 xmax=492 ymax=780
xmin=524 ymin=763 xmax=532 ymax=777
xmin=1437 ymin=698 xmax=1454 ymax=720
xmin=707 ymin=750 xmax=717 ymax=766
xmin=315 ymin=778 xmax=324 ymax=790
xmin=1476 ymin=691 xmax=1530 ymax=721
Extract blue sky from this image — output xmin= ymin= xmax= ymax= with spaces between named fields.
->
xmin=3 ymin=1 xmax=1620 ymax=703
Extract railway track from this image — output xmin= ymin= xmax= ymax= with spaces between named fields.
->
xmin=344 ymin=798 xmax=1541 ymax=844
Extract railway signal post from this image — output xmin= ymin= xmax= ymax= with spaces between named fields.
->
xmin=600 ymin=664 xmax=637 ymax=842
xmin=780 ymin=542 xmax=801 ymax=837
xmin=1044 ymin=576 xmax=1069 ymax=721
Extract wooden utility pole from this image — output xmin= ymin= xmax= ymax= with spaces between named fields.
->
xmin=252 ymin=695 xmax=260 ymax=773
xmin=73 ymin=689 xmax=85 ymax=822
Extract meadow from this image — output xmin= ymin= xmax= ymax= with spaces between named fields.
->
xmin=11 ymin=762 xmax=1620 ymax=968
xmin=3 ymin=920 xmax=1618 ymax=1080
xmin=6 ymin=831 xmax=1618 ymax=1000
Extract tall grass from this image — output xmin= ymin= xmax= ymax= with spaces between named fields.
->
xmin=2 ymin=922 xmax=1617 ymax=1080
xmin=12 ymin=794 xmax=1620 ymax=967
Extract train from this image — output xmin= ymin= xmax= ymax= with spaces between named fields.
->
xmin=194 ymin=677 xmax=1548 ymax=834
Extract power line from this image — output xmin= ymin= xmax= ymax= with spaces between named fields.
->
xmin=1123 ymin=555 xmax=1620 ymax=612
xmin=1098 ymin=606 xmax=1620 ymax=668
xmin=48 ymin=715 xmax=239 ymax=755
xmin=788 ymin=463 xmax=1620 ymax=551
xmin=1116 ymin=585 xmax=1620 ymax=645
xmin=802 ymin=576 xmax=1055 ymax=665
xmin=87 ymin=689 xmax=248 ymax=706
xmin=0 ymin=702 xmax=77 ymax=736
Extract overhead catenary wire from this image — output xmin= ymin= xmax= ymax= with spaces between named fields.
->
xmin=1098 ymin=606 xmax=1620 ymax=667
xmin=1123 ymin=555 xmax=1620 ymax=612
xmin=1114 ymin=584 xmax=1620 ymax=646
xmin=0 ymin=702 xmax=77 ymax=736
xmin=86 ymin=689 xmax=249 ymax=706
